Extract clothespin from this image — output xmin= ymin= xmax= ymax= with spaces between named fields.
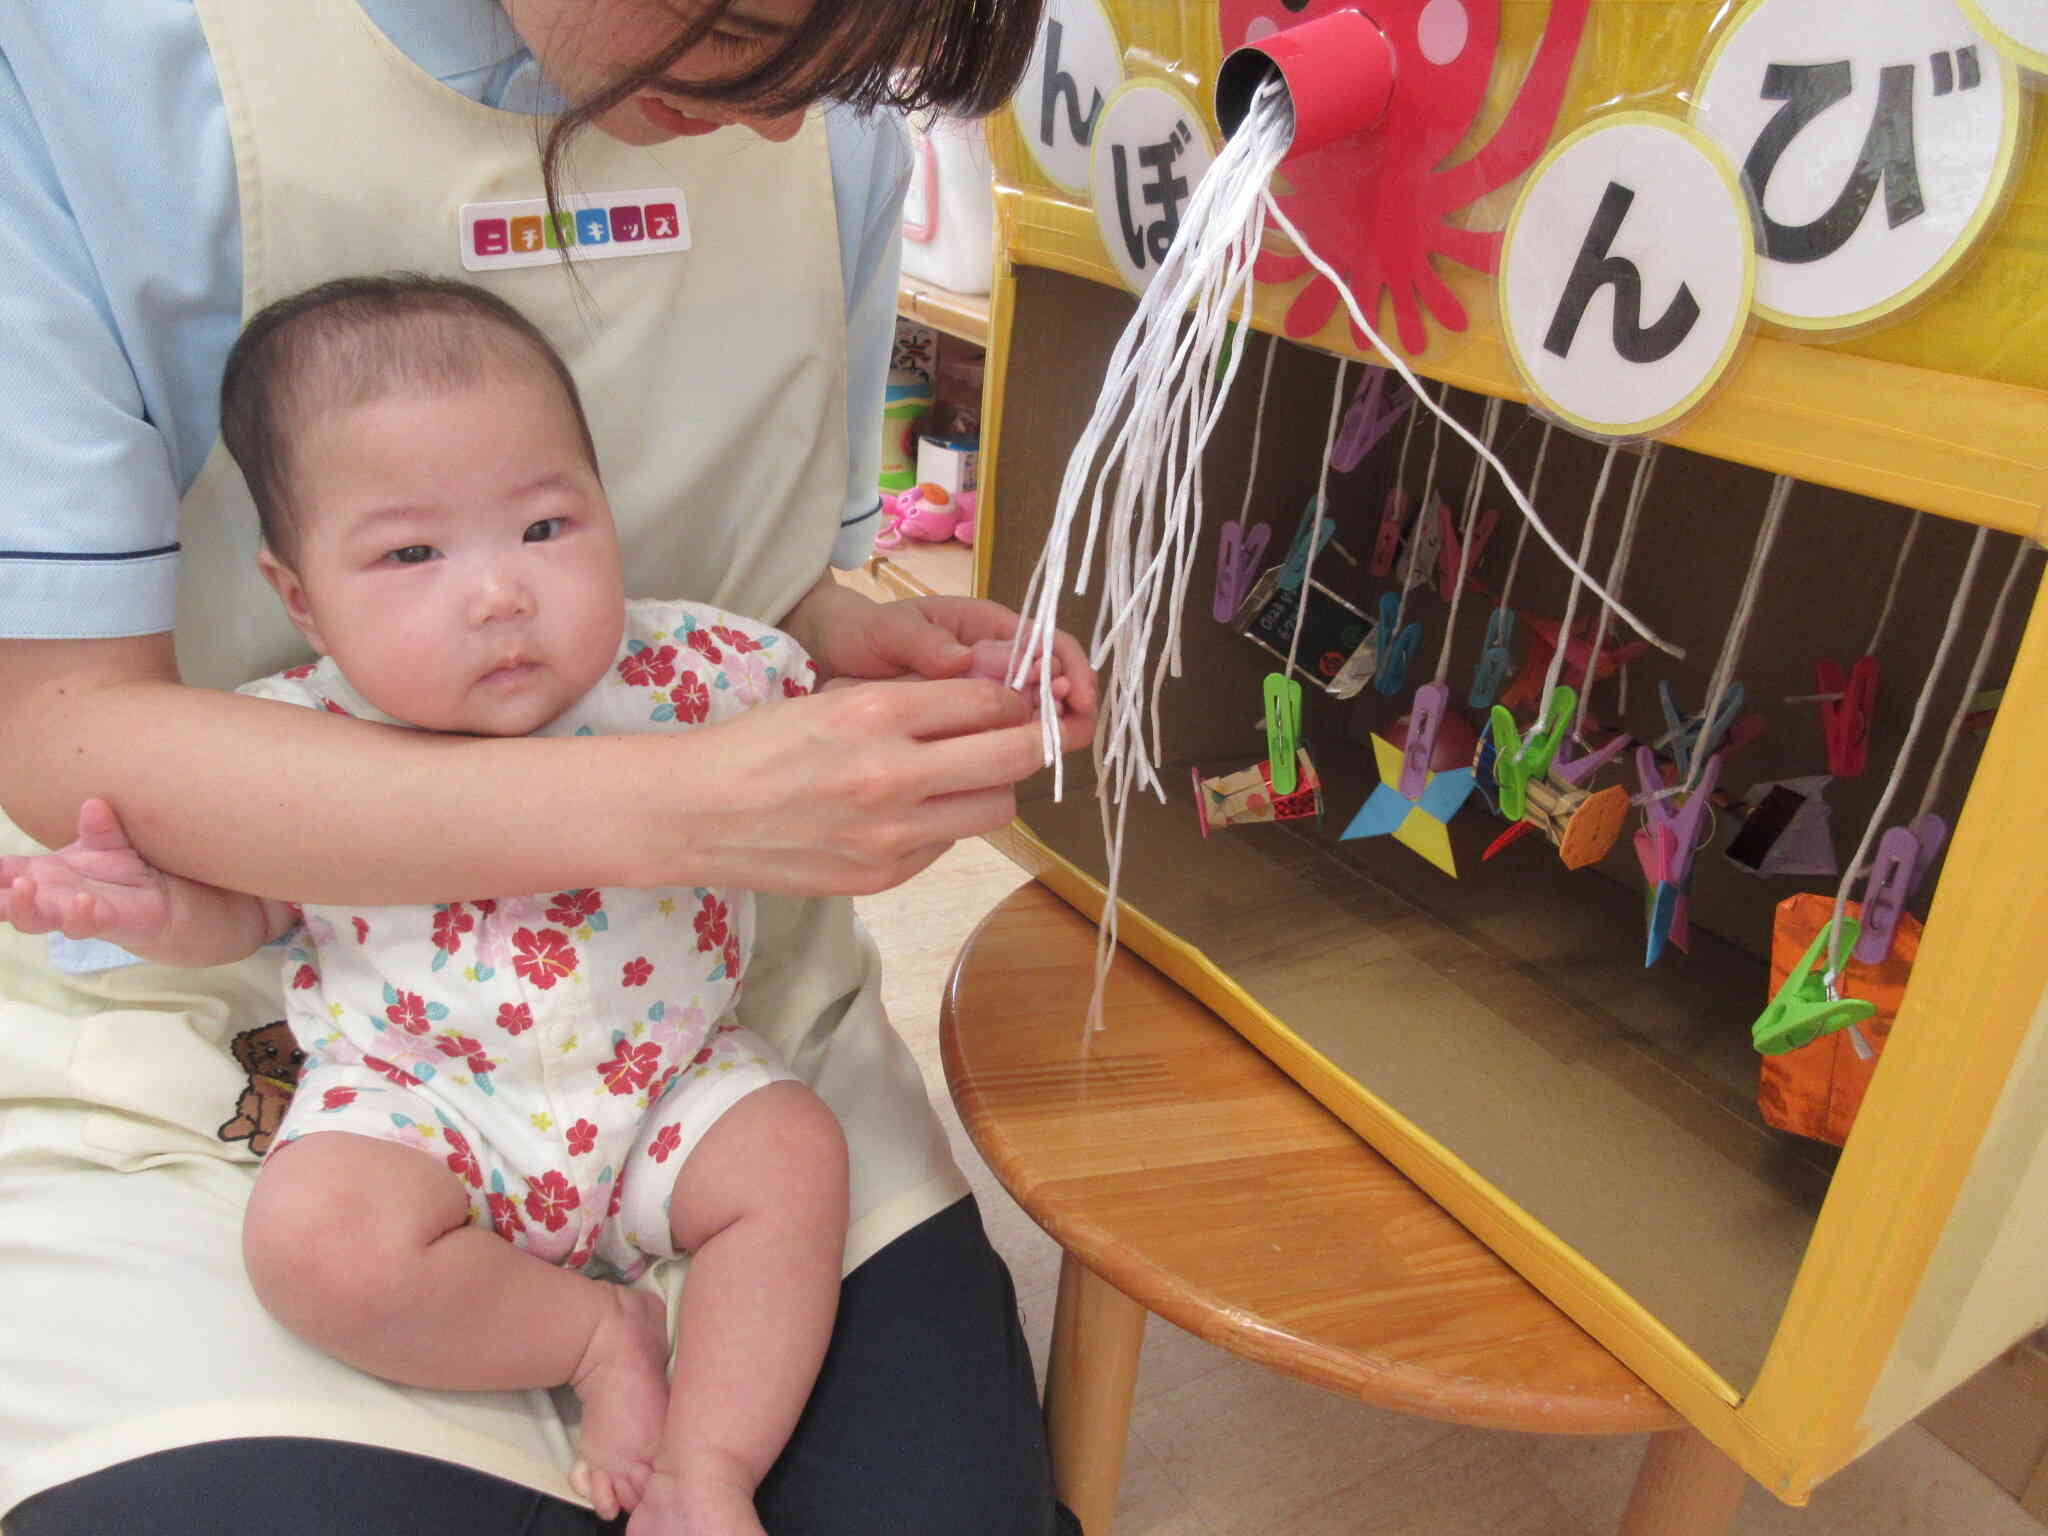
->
xmin=1434 ymin=500 xmax=1498 ymax=604
xmin=1656 ymin=679 xmax=1746 ymax=779
xmin=1372 ymin=592 xmax=1423 ymax=697
xmin=1849 ymin=813 xmax=1948 ymax=964
xmin=1262 ymin=673 xmax=1303 ymax=794
xmin=1487 ymin=685 xmax=1575 ymax=821
xmin=1212 ymin=519 xmax=1271 ymax=623
xmin=1469 ymin=609 xmax=1516 ymax=711
xmin=1329 ymin=367 xmax=1410 ymax=473
xmin=1276 ymin=498 xmax=1339 ymax=593
xmin=1633 ymin=746 xmax=1722 ymax=966
xmin=1497 ymin=617 xmax=1647 ymax=711
xmin=1814 ymin=655 xmax=1878 ymax=778
xmin=1551 ymin=727 xmax=1631 ymax=788
xmin=1399 ymin=683 xmax=1450 ymax=797
xmin=1751 ymin=917 xmax=1877 ymax=1055
xmin=1395 ymin=497 xmax=1445 ymax=593
xmin=1370 ymin=487 xmax=1408 ymax=577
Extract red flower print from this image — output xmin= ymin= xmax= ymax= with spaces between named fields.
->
xmin=608 ymin=1180 xmax=625 ymax=1220
xmin=444 ymin=1128 xmax=483 ymax=1189
xmin=670 ymin=674 xmax=709 ymax=724
xmin=322 ymin=700 xmax=350 ymax=716
xmin=722 ymin=935 xmax=742 ymax=981
xmin=487 ymin=1189 xmax=526 ymax=1240
xmin=432 ymin=904 xmax=474 ymax=954
xmin=693 ymin=895 xmax=730 ymax=953
xmin=781 ymin=674 xmax=810 ymax=698
xmin=649 ymin=1064 xmax=679 ymax=1102
xmin=496 ymin=1002 xmax=533 ymax=1036
xmin=569 ymin=1229 xmax=600 ymax=1272
xmin=621 ymin=957 xmax=653 ymax=987
xmin=598 ymin=1036 xmax=662 ymax=1096
xmin=566 ymin=1118 xmax=598 ymax=1156
xmin=691 ymin=1044 xmax=714 ymax=1067
xmin=513 ymin=928 xmax=579 ymax=990
xmin=647 ymin=1124 xmax=682 ymax=1164
xmin=435 ymin=1033 xmax=498 ymax=1076
xmin=684 ymin=628 xmax=724 ymax=664
xmin=385 ymin=989 xmax=431 ymax=1034
xmin=709 ymin=625 xmax=759 ymax=654
xmin=283 ymin=662 xmax=316 ymax=680
xmin=319 ymin=1087 xmax=358 ymax=1111
xmin=364 ymin=1055 xmax=423 ymax=1088
xmin=474 ymin=899 xmax=497 ymax=918
xmin=291 ymin=964 xmax=319 ymax=990
xmin=352 ymin=917 xmax=370 ymax=944
xmin=618 ymin=644 xmax=678 ymax=687
xmin=547 ymin=889 xmax=603 ymax=929
xmin=523 ymin=1169 xmax=580 ymax=1232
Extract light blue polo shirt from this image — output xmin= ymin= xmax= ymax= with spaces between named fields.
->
xmin=0 ymin=0 xmax=904 ymax=639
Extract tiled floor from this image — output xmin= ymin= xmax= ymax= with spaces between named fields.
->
xmin=855 ymin=837 xmax=2041 ymax=1536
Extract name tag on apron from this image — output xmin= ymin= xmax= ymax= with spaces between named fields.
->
xmin=460 ymin=188 xmax=690 ymax=271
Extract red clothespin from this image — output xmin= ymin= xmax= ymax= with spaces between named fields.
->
xmin=1814 ymin=655 xmax=1878 ymax=778
xmin=1434 ymin=499 xmax=1498 ymax=604
xmin=1370 ymin=487 xmax=1408 ymax=577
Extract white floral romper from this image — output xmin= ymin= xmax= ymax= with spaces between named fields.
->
xmin=244 ymin=599 xmax=817 ymax=1281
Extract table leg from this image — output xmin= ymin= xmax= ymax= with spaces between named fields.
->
xmin=1043 ymin=1251 xmax=1147 ymax=1536
xmin=1618 ymin=1426 xmax=1748 ymax=1536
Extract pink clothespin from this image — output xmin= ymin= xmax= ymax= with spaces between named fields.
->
xmin=1370 ymin=487 xmax=1409 ymax=577
xmin=1434 ymin=499 xmax=1498 ymax=604
xmin=1634 ymin=747 xmax=1722 ymax=965
xmin=1329 ymin=367 xmax=1410 ymax=473
xmin=1814 ymin=656 xmax=1878 ymax=778
xmin=1212 ymin=519 xmax=1271 ymax=623
xmin=1850 ymin=812 xmax=1948 ymax=964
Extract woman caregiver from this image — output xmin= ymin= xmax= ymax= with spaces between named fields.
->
xmin=0 ymin=1 xmax=1094 ymax=1531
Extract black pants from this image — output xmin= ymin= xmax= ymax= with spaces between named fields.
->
xmin=7 ymin=1197 xmax=1080 ymax=1536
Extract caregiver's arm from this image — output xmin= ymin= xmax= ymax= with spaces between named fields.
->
xmin=0 ymin=630 xmax=1056 ymax=904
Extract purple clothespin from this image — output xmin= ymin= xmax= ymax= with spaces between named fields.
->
xmin=1329 ymin=367 xmax=1411 ymax=473
xmin=1399 ymin=682 xmax=1450 ymax=798
xmin=1635 ymin=746 xmax=1723 ymax=965
xmin=1851 ymin=813 xmax=1949 ymax=964
xmin=1212 ymin=519 xmax=1270 ymax=623
xmin=1551 ymin=728 xmax=1631 ymax=788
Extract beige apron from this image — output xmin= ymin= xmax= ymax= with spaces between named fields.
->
xmin=0 ymin=0 xmax=964 ymax=1511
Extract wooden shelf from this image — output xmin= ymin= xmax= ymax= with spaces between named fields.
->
xmin=896 ymin=280 xmax=990 ymax=346
xmin=863 ymin=539 xmax=974 ymax=599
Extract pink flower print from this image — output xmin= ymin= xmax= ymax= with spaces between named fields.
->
xmin=496 ymin=1002 xmax=533 ymax=1036
xmin=352 ymin=917 xmax=370 ymax=945
xmin=729 ymin=649 xmax=774 ymax=704
xmin=291 ymin=964 xmax=319 ymax=991
xmin=567 ymin=1118 xmax=598 ymax=1156
xmin=684 ymin=628 xmax=724 ymax=665
xmin=435 ymin=1032 xmax=498 ymax=1077
xmin=722 ymin=935 xmax=742 ymax=981
xmin=599 ymin=1036 xmax=662 ymax=1096
xmin=513 ymin=928 xmax=578 ymax=990
xmin=385 ymin=989 xmax=432 ymax=1035
xmin=444 ymin=1128 xmax=484 ymax=1189
xmin=618 ymin=643 xmax=679 ymax=688
xmin=365 ymin=1055 xmax=424 ymax=1088
xmin=547 ymin=889 xmax=603 ymax=929
xmin=622 ymin=957 xmax=653 ymax=988
xmin=523 ymin=1169 xmax=580 ymax=1232
xmin=319 ymin=1087 xmax=358 ymax=1112
xmin=670 ymin=674 xmax=709 ymax=724
xmin=432 ymin=904 xmax=474 ymax=955
xmin=487 ymin=1189 xmax=526 ymax=1240
xmin=694 ymin=895 xmax=730 ymax=953
xmin=648 ymin=1124 xmax=682 ymax=1164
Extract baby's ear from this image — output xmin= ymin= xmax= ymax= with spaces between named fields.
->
xmin=256 ymin=548 xmax=328 ymax=656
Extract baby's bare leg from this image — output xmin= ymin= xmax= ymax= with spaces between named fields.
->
xmin=243 ymin=1132 xmax=669 ymax=1519
xmin=632 ymin=1082 xmax=848 ymax=1534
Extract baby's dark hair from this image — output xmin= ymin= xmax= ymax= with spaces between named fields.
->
xmin=220 ymin=274 xmax=598 ymax=560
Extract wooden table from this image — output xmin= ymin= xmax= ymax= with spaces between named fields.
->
xmin=942 ymin=880 xmax=1750 ymax=1536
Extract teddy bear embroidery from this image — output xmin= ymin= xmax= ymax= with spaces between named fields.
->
xmin=218 ymin=1021 xmax=305 ymax=1155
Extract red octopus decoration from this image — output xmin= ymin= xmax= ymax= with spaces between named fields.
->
xmin=1219 ymin=0 xmax=1590 ymax=354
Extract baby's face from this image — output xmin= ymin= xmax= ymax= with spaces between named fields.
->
xmin=264 ymin=372 xmax=625 ymax=736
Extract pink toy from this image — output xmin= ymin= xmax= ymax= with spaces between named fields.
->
xmin=876 ymin=482 xmax=977 ymax=550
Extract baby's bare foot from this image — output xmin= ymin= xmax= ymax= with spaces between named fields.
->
xmin=626 ymin=1466 xmax=765 ymax=1536
xmin=568 ymin=1286 xmax=670 ymax=1519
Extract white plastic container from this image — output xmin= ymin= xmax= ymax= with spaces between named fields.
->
xmin=900 ymin=113 xmax=996 ymax=296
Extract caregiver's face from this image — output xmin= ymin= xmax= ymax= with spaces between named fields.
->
xmin=503 ymin=0 xmax=815 ymax=144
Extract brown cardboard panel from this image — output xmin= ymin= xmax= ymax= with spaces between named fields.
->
xmin=1919 ymin=1342 xmax=2048 ymax=1509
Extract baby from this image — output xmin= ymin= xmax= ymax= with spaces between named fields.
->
xmin=0 ymin=274 xmax=997 ymax=1534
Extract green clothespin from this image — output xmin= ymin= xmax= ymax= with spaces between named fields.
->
xmin=1751 ymin=917 xmax=1878 ymax=1055
xmin=1263 ymin=673 xmax=1303 ymax=794
xmin=1487 ymin=685 xmax=1576 ymax=821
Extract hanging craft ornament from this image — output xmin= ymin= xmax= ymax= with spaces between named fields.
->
xmin=1209 ymin=332 xmax=1281 ymax=624
xmin=1469 ymin=414 xmax=1553 ymax=710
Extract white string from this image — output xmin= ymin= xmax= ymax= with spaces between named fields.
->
xmin=1827 ymin=524 xmax=1988 ymax=982
xmin=1258 ymin=191 xmax=1686 ymax=665
xmin=1915 ymin=537 xmax=2040 ymax=822
xmin=1539 ymin=442 xmax=1617 ymax=711
xmin=1435 ymin=394 xmax=1503 ymax=684
xmin=1867 ymin=509 xmax=1925 ymax=656
xmin=1281 ymin=359 xmax=1350 ymax=684
xmin=1393 ymin=382 xmax=1450 ymax=636
xmin=1228 ymin=332 xmax=1282 ymax=538
xmin=1494 ymin=417 xmax=1553 ymax=619
xmin=1573 ymin=444 xmax=1657 ymax=740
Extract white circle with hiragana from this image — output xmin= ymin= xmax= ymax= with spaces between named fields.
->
xmin=1960 ymin=0 xmax=2048 ymax=76
xmin=1500 ymin=114 xmax=1755 ymax=439
xmin=1017 ymin=0 xmax=1125 ymax=196
xmin=1693 ymin=0 xmax=2019 ymax=332
xmin=1088 ymin=82 xmax=1217 ymax=295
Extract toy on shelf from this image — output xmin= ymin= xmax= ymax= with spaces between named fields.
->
xmin=875 ymin=482 xmax=976 ymax=550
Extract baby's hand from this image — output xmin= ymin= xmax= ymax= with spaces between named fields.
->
xmin=0 ymin=798 xmax=173 ymax=948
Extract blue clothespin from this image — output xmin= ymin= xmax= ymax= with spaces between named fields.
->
xmin=1212 ymin=519 xmax=1271 ymax=623
xmin=1468 ymin=609 xmax=1516 ymax=711
xmin=1487 ymin=685 xmax=1574 ymax=821
xmin=1850 ymin=813 xmax=1948 ymax=964
xmin=1634 ymin=746 xmax=1722 ymax=966
xmin=1277 ymin=498 xmax=1339 ymax=593
xmin=1372 ymin=592 xmax=1423 ymax=696
xmin=1656 ymin=679 xmax=1746 ymax=778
